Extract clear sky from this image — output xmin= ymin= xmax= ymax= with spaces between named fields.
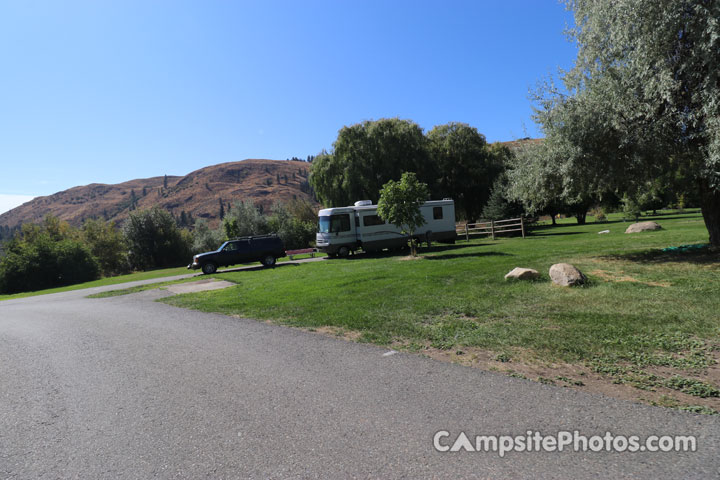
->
xmin=0 ymin=0 xmax=577 ymax=213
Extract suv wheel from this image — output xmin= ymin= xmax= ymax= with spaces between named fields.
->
xmin=261 ymin=255 xmax=276 ymax=267
xmin=201 ymin=262 xmax=217 ymax=274
xmin=338 ymin=246 xmax=350 ymax=258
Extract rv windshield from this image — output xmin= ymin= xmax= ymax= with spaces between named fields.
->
xmin=318 ymin=216 xmax=331 ymax=233
xmin=318 ymin=214 xmax=351 ymax=233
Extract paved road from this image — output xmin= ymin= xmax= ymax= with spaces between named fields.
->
xmin=1 ymin=275 xmax=718 ymax=479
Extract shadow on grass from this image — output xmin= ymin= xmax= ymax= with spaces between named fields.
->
xmin=215 ymin=263 xmax=301 ymax=274
xmin=423 ymin=251 xmax=512 ymax=261
xmin=600 ymin=245 xmax=719 ymax=265
xmin=338 ymin=243 xmax=475 ymax=260
xmin=532 ymin=231 xmax=584 ymax=237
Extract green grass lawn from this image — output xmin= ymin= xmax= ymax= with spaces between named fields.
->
xmin=0 ymin=266 xmax=192 ymax=301
xmin=162 ymin=209 xmax=720 ymax=413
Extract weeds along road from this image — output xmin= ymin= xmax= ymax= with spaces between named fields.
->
xmin=1 ymin=275 xmax=719 ymax=479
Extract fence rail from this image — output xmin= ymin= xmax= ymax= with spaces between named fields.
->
xmin=456 ymin=217 xmax=526 ymax=241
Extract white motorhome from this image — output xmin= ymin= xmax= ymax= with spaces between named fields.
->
xmin=316 ymin=199 xmax=456 ymax=257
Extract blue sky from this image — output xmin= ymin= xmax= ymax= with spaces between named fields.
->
xmin=0 ymin=0 xmax=576 ymax=213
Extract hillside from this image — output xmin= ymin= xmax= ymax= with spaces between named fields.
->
xmin=0 ymin=159 xmax=317 ymax=230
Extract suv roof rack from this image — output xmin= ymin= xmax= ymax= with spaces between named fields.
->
xmin=229 ymin=233 xmax=279 ymax=241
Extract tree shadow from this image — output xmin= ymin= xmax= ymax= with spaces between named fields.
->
xmin=423 ymin=251 xmax=512 ymax=261
xmin=532 ymin=231 xmax=584 ymax=237
xmin=215 ymin=262 xmax=300 ymax=274
xmin=339 ymin=242 xmax=478 ymax=260
xmin=600 ymin=245 xmax=718 ymax=265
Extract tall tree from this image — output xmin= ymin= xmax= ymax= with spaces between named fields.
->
xmin=505 ymin=140 xmax=596 ymax=224
xmin=310 ymin=118 xmax=431 ymax=207
xmin=535 ymin=0 xmax=720 ymax=244
xmin=426 ymin=122 xmax=502 ymax=221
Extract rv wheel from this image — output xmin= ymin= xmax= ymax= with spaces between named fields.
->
xmin=338 ymin=246 xmax=349 ymax=258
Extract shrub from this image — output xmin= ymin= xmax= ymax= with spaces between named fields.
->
xmin=0 ymin=231 xmax=99 ymax=294
xmin=223 ymin=201 xmax=270 ymax=239
xmin=589 ymin=207 xmax=607 ymax=222
xmin=82 ymin=219 xmax=129 ymax=276
xmin=123 ymin=207 xmax=192 ymax=270
xmin=622 ymin=195 xmax=642 ymax=221
xmin=192 ymin=218 xmax=225 ymax=254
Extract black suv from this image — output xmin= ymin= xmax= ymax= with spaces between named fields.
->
xmin=189 ymin=234 xmax=286 ymax=274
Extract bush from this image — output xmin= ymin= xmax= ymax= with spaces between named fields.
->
xmin=82 ymin=219 xmax=129 ymax=276
xmin=0 ymin=231 xmax=99 ymax=294
xmin=622 ymin=195 xmax=642 ymax=221
xmin=482 ymin=176 xmax=524 ymax=221
xmin=223 ymin=201 xmax=270 ymax=239
xmin=123 ymin=207 xmax=192 ymax=270
xmin=220 ymin=201 xmax=317 ymax=250
xmin=192 ymin=218 xmax=225 ymax=254
xmin=589 ymin=207 xmax=607 ymax=222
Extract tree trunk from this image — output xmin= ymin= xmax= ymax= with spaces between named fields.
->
xmin=575 ymin=211 xmax=587 ymax=225
xmin=699 ymin=179 xmax=720 ymax=247
xmin=550 ymin=213 xmax=557 ymax=226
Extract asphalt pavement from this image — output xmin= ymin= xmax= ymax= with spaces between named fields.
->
xmin=0 ymin=270 xmax=718 ymax=479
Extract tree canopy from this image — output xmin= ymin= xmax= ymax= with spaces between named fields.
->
xmin=427 ymin=123 xmax=502 ymax=221
xmin=309 ymin=118 xmax=506 ymax=221
xmin=532 ymin=0 xmax=720 ymax=244
xmin=310 ymin=118 xmax=430 ymax=207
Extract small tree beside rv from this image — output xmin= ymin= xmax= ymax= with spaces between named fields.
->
xmin=377 ymin=172 xmax=430 ymax=256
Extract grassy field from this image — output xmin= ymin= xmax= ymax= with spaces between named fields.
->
xmin=0 ymin=266 xmax=191 ymax=301
xmin=161 ymin=210 xmax=720 ymax=414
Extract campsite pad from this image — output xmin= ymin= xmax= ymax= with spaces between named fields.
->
xmin=165 ymin=279 xmax=235 ymax=295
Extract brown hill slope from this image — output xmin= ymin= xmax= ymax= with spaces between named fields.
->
xmin=0 ymin=159 xmax=317 ymax=229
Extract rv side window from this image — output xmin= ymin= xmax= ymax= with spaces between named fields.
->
xmin=363 ymin=215 xmax=385 ymax=227
xmin=433 ymin=207 xmax=443 ymax=220
xmin=330 ymin=214 xmax=351 ymax=232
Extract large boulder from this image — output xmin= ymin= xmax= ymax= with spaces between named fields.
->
xmin=549 ymin=263 xmax=586 ymax=287
xmin=625 ymin=221 xmax=662 ymax=233
xmin=504 ymin=267 xmax=540 ymax=281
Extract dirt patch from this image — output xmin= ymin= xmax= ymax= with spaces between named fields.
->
xmin=589 ymin=269 xmax=671 ymax=287
xmin=397 ymin=255 xmax=424 ymax=261
xmin=165 ymin=279 xmax=235 ymax=294
xmin=410 ymin=343 xmax=720 ymax=412
xmin=310 ymin=325 xmax=363 ymax=341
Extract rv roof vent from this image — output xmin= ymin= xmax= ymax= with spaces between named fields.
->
xmin=354 ymin=200 xmax=373 ymax=207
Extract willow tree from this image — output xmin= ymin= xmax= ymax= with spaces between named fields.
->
xmin=309 ymin=118 xmax=430 ymax=207
xmin=536 ymin=0 xmax=720 ymax=245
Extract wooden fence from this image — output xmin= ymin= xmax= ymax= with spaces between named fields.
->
xmin=456 ymin=217 xmax=526 ymax=241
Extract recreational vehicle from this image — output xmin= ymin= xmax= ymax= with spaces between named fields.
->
xmin=315 ymin=199 xmax=457 ymax=257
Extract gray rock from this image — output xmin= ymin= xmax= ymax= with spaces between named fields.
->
xmin=549 ymin=263 xmax=586 ymax=287
xmin=504 ymin=267 xmax=540 ymax=281
xmin=625 ymin=221 xmax=662 ymax=233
